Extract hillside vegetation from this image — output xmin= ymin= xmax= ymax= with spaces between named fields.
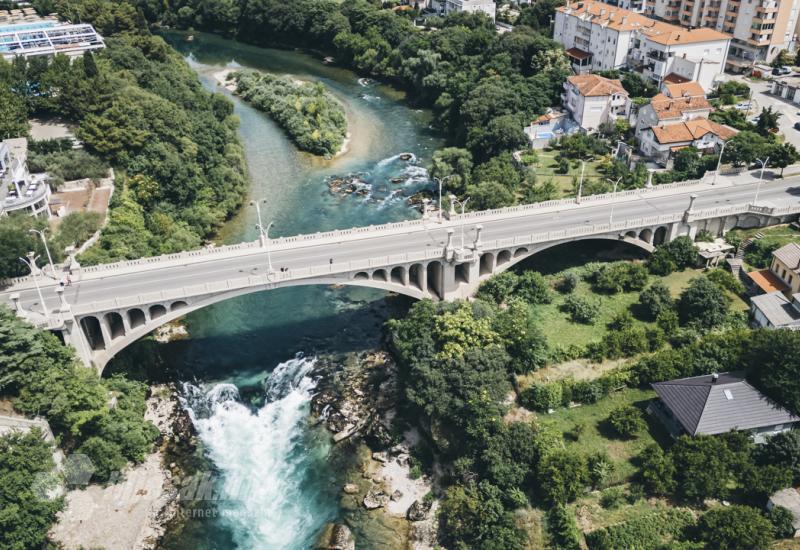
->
xmin=232 ymin=69 xmax=347 ymax=157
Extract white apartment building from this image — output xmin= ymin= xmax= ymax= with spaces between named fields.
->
xmin=0 ymin=138 xmax=51 ymax=218
xmin=554 ymin=1 xmax=731 ymax=92
xmin=646 ymin=0 xmax=799 ymax=67
xmin=443 ymin=0 xmax=496 ymax=20
xmin=562 ymin=74 xmax=632 ymax=131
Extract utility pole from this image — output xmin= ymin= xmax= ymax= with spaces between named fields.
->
xmin=20 ymin=252 xmax=49 ymax=321
xmin=607 ymin=177 xmax=622 ymax=225
xmin=250 ymin=199 xmax=274 ymax=273
xmin=577 ymin=160 xmax=585 ymax=204
xmin=754 ymin=157 xmax=769 ymax=205
xmin=713 ymin=139 xmax=728 ymax=185
xmin=29 ymin=228 xmax=56 ymax=278
xmin=434 ymin=175 xmax=453 ymax=222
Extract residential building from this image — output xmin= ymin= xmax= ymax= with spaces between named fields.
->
xmin=767 ymin=488 xmax=800 ymax=538
xmin=0 ymin=138 xmax=51 ymax=218
xmin=636 ymin=80 xmax=712 ymax=131
xmin=750 ymin=291 xmax=800 ymax=328
xmin=644 ymin=0 xmax=800 ymax=69
xmin=554 ymin=1 xmax=731 ymax=92
xmin=0 ymin=19 xmax=104 ymax=60
xmin=650 ymin=371 xmax=800 ymax=443
xmin=443 ymin=0 xmax=496 ymax=20
xmin=637 ymin=117 xmax=737 ymax=165
xmin=562 ymin=73 xmax=632 ymax=131
xmin=749 ymin=243 xmax=800 ymax=328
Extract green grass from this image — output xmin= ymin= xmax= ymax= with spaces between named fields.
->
xmin=661 ymin=268 xmax=749 ymax=312
xmin=569 ymin=491 xmax=688 ymax=534
xmin=536 ymin=388 xmax=670 ymax=484
xmin=523 ymin=150 xmax=606 ymax=197
xmin=532 ymin=278 xmax=647 ymax=349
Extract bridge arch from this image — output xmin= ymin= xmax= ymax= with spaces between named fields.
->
xmin=639 ymin=228 xmax=653 ymax=243
xmin=653 ymin=226 xmax=668 ymax=245
xmin=80 ymin=316 xmax=105 ymax=351
xmin=149 ymin=304 xmax=167 ymax=319
xmin=128 ymin=308 xmax=146 ymax=329
xmin=104 ymin=312 xmax=125 ymax=340
xmin=372 ymin=269 xmax=388 ymax=282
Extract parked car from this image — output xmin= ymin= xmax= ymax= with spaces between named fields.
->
xmin=773 ymin=66 xmax=793 ymax=76
xmin=736 ymin=102 xmax=751 ymax=110
xmin=794 ymin=122 xmax=800 ymax=131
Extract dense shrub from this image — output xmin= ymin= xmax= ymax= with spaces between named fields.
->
xmin=557 ymin=271 xmax=579 ymax=293
xmin=592 ymin=262 xmax=649 ymax=293
xmin=27 ymin=149 xmax=108 ymax=186
xmin=705 ymin=267 xmax=745 ymax=295
xmin=520 ymin=382 xmax=563 ymax=412
xmin=648 ymin=237 xmax=698 ymax=275
xmin=477 ymin=271 xmax=518 ymax=304
xmin=638 ymin=444 xmax=676 ymax=496
xmin=638 ymin=281 xmax=674 ymax=321
xmin=538 ymin=450 xmax=589 ymax=503
xmin=767 ymin=505 xmax=796 ymax=539
xmin=745 ymin=240 xmax=782 ymax=268
xmin=561 ymin=295 xmax=600 ymax=324
xmin=547 ymin=504 xmax=582 ymax=549
xmin=746 ymin=329 xmax=800 ymax=415
xmin=758 ymin=430 xmax=800 ymax=483
xmin=516 ymin=271 xmax=553 ymax=304
xmin=695 ymin=505 xmax=773 ymax=550
xmin=233 ymin=69 xmax=347 ymax=157
xmin=585 ymin=508 xmax=694 ymax=550
xmin=607 ymin=405 xmax=646 ymax=438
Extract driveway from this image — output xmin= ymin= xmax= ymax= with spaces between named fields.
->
xmin=726 ymin=74 xmax=800 ymax=149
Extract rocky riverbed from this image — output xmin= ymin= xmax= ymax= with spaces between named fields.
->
xmin=49 ymin=384 xmax=196 ymax=549
xmin=311 ymin=350 xmax=439 ymax=550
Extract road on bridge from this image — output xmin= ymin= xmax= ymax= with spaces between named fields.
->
xmin=4 ymin=174 xmax=800 ymax=317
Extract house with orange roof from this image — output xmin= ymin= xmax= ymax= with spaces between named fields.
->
xmin=553 ymin=1 xmax=730 ymax=92
xmin=562 ymin=74 xmax=631 ymax=131
xmin=637 ymin=118 xmax=738 ymax=165
xmin=634 ymin=80 xmax=712 ymax=139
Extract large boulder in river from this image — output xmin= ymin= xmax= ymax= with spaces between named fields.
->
xmin=407 ymin=499 xmax=433 ymax=521
xmin=314 ymin=523 xmax=355 ymax=550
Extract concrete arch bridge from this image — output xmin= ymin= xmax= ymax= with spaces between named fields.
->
xmin=2 ymin=176 xmax=799 ymax=371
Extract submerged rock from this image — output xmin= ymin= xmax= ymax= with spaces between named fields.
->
xmin=314 ymin=523 xmax=355 ymax=550
xmin=343 ymin=483 xmax=359 ymax=495
xmin=399 ymin=153 xmax=413 ymax=161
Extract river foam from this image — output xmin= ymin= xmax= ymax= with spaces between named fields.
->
xmin=180 ymin=355 xmax=333 ymax=548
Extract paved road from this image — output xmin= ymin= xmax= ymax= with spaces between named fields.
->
xmin=728 ymin=75 xmax=800 ymax=149
xmin=4 ymin=176 xmax=800 ymax=316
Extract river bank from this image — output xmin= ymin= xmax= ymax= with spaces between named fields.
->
xmin=311 ymin=350 xmax=439 ymax=549
xmin=49 ymin=385 xmax=195 ymax=549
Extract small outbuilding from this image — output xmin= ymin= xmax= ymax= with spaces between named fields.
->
xmin=650 ymin=372 xmax=799 ymax=443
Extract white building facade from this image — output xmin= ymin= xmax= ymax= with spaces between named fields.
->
xmin=554 ymin=1 xmax=731 ymax=92
xmin=562 ymin=74 xmax=631 ymax=131
xmin=443 ymin=0 xmax=496 ymax=20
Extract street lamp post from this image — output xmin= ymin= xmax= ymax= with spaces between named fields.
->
xmin=713 ymin=139 xmax=728 ymax=185
xmin=434 ymin=175 xmax=453 ymax=222
xmin=607 ymin=177 xmax=622 ymax=225
xmin=449 ymin=194 xmax=470 ymax=251
xmin=29 ymin=228 xmax=56 ymax=278
xmin=754 ymin=157 xmax=770 ymax=205
xmin=19 ymin=252 xmax=49 ymax=320
xmin=250 ymin=199 xmax=274 ymax=273
xmin=577 ymin=161 xmax=586 ymax=204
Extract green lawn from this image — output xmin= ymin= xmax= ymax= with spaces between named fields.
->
xmin=535 ymin=388 xmax=671 ymax=484
xmin=569 ymin=491 xmax=689 ymax=535
xmin=522 ymin=150 xmax=606 ymax=197
xmin=661 ymin=268 xmax=749 ymax=312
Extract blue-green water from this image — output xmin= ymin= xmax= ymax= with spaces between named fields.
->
xmin=111 ymin=32 xmax=442 ymax=549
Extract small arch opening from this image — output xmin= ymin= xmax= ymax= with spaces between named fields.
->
xmin=513 ymin=247 xmax=528 ymax=258
xmin=654 ymin=226 xmax=668 ymax=246
xmin=105 ymin=312 xmax=125 ymax=340
xmin=639 ymin=228 xmax=653 ymax=243
xmin=390 ymin=266 xmax=405 ymax=285
xmin=625 ymin=230 xmax=637 ymax=239
xmin=80 ymin=316 xmax=105 ymax=351
xmin=128 ymin=308 xmax=146 ymax=329
xmin=497 ymin=250 xmax=512 ymax=266
xmin=372 ymin=269 xmax=388 ymax=282
xmin=149 ymin=304 xmax=167 ymax=319
xmin=354 ymin=272 xmax=369 ymax=280
xmin=426 ymin=261 xmax=443 ymax=300
xmin=479 ymin=253 xmax=494 ymax=276
xmin=171 ymin=301 xmax=188 ymax=311
xmin=455 ymin=262 xmax=469 ymax=285
xmin=409 ymin=263 xmax=423 ymax=290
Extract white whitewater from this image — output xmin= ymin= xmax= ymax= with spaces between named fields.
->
xmin=181 ymin=355 xmax=333 ymax=548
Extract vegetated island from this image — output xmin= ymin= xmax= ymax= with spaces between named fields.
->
xmin=228 ymin=69 xmax=348 ymax=158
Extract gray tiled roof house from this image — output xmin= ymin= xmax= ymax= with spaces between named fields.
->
xmin=651 ymin=372 xmax=800 ymax=437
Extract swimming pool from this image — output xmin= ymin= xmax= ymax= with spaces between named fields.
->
xmin=0 ymin=21 xmax=57 ymax=34
xmin=535 ymin=131 xmax=555 ymax=139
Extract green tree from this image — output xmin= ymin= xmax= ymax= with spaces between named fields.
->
xmin=723 ymin=131 xmax=769 ymax=167
xmin=561 ymin=295 xmax=599 ymax=324
xmin=765 ymin=142 xmax=798 ymax=176
xmin=430 ymin=147 xmax=473 ymax=195
xmin=638 ymin=444 xmax=676 ymax=496
xmin=477 ymin=271 xmax=518 ymax=304
xmin=466 ymin=181 xmax=516 ymax=209
xmin=746 ymin=329 xmax=800 ymax=415
xmin=516 ymin=271 xmax=552 ymax=304
xmin=638 ymin=281 xmax=675 ymax=320
xmin=756 ymin=106 xmax=781 ymax=136
xmin=678 ymin=276 xmax=729 ymax=330
xmin=538 ymin=450 xmax=589 ymax=503
xmin=671 ymin=435 xmax=734 ymax=502
xmin=767 ymin=505 xmax=796 ymax=539
xmin=696 ymin=505 xmax=773 ymax=550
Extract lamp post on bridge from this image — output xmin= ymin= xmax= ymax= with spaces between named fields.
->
xmin=576 ymin=161 xmax=585 ymax=204
xmin=434 ymin=175 xmax=453 ymax=222
xmin=19 ymin=252 xmax=49 ymax=321
xmin=29 ymin=228 xmax=56 ymax=279
xmin=606 ymin=177 xmax=622 ymax=225
xmin=449 ymin=194 xmax=470 ymax=252
xmin=713 ymin=139 xmax=728 ymax=185
xmin=250 ymin=199 xmax=274 ymax=274
xmin=753 ymin=157 xmax=769 ymax=205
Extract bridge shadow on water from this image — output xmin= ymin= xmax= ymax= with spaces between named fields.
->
xmin=104 ymin=286 xmax=414 ymax=388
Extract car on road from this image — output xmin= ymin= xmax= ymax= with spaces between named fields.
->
xmin=736 ymin=102 xmax=751 ymax=110
xmin=773 ymin=66 xmax=793 ymax=76
xmin=794 ymin=122 xmax=800 ymax=131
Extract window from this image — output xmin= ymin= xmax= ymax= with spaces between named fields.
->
xmin=724 ymin=389 xmax=734 ymax=400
